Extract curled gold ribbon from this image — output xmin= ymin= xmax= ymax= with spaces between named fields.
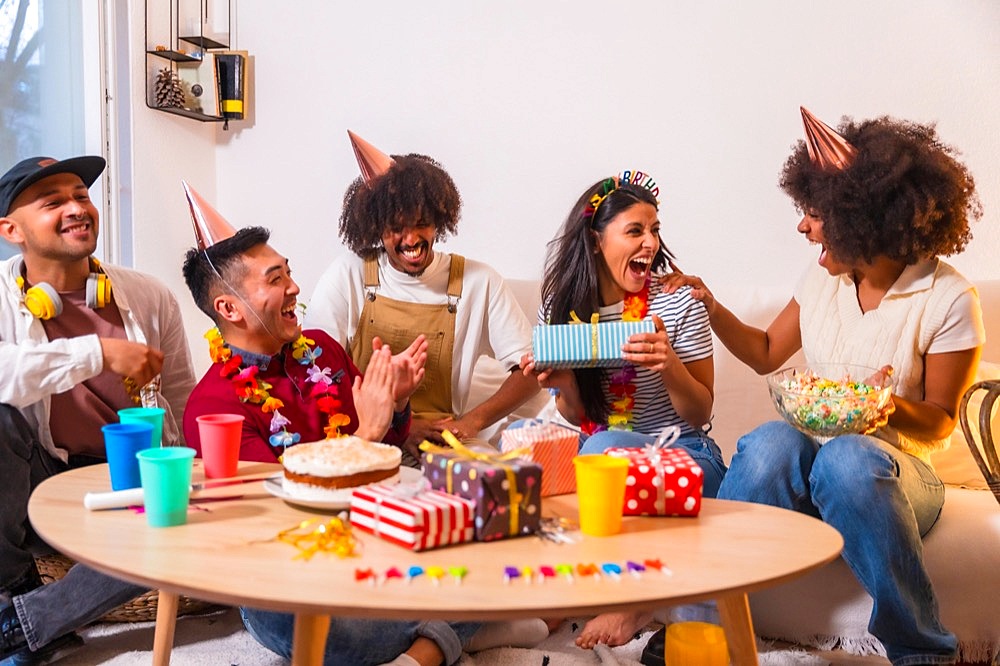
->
xmin=420 ymin=431 xmax=531 ymax=536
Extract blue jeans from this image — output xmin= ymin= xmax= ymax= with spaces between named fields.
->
xmin=240 ymin=607 xmax=479 ymax=665
xmin=579 ymin=429 xmax=727 ymax=499
xmin=0 ymin=404 xmax=147 ymax=652
xmin=717 ymin=421 xmax=956 ymax=666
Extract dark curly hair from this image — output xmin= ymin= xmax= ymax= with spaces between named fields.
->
xmin=780 ymin=116 xmax=981 ymax=265
xmin=542 ymin=179 xmax=672 ymax=425
xmin=182 ymin=226 xmax=271 ymax=324
xmin=339 ymin=154 xmax=462 ymax=258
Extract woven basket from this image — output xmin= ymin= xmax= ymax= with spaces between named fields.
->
xmin=34 ymin=554 xmax=220 ymax=623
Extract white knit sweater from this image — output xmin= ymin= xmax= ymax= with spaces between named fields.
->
xmin=796 ymin=259 xmax=980 ymax=461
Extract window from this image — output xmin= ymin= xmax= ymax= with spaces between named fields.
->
xmin=0 ymin=0 xmax=106 ymax=259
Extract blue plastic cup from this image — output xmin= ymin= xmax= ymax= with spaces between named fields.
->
xmin=137 ymin=447 xmax=196 ymax=527
xmin=118 ymin=407 xmax=166 ymax=448
xmin=102 ymin=422 xmax=155 ymax=491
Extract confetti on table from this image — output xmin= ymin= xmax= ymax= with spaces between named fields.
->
xmin=406 ymin=566 xmax=424 ymax=584
xmin=426 ymin=566 xmax=446 ymax=586
xmin=555 ymin=563 xmax=574 ymax=583
xmin=503 ymin=566 xmax=521 ymax=584
xmin=448 ymin=566 xmax=468 ymax=585
xmin=601 ymin=562 xmax=622 ymax=581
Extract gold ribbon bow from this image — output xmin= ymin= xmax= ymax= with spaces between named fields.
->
xmin=568 ymin=311 xmax=601 ymax=367
xmin=420 ymin=431 xmax=531 ymax=536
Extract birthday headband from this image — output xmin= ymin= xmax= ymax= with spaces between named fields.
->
xmin=585 ymin=170 xmax=661 ymax=221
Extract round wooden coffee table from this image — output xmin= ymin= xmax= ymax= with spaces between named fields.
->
xmin=29 ymin=461 xmax=842 ymax=665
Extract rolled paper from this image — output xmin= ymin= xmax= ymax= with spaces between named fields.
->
xmin=406 ymin=565 xmax=424 ymax=584
xmin=601 ymin=562 xmax=623 ymax=581
xmin=626 ymin=560 xmax=646 ymax=579
xmin=448 ymin=565 xmax=468 ymax=585
xmin=426 ymin=565 xmax=445 ymax=586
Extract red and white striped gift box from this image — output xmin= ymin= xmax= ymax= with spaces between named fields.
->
xmin=500 ymin=423 xmax=578 ymax=496
xmin=350 ymin=484 xmax=475 ymax=551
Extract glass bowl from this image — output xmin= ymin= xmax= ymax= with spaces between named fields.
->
xmin=767 ymin=364 xmax=892 ymax=440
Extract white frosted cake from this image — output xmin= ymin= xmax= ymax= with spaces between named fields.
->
xmin=281 ymin=437 xmax=402 ymax=501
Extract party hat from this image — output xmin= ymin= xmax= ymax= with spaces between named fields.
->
xmin=347 ymin=130 xmax=395 ymax=183
xmin=183 ymin=181 xmax=237 ymax=250
xmin=800 ymin=106 xmax=857 ymax=171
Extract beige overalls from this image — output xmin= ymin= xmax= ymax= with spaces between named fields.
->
xmin=348 ymin=254 xmax=466 ymax=423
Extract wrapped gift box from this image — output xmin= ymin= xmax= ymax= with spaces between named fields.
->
xmin=500 ymin=423 xmax=578 ymax=496
xmin=350 ymin=484 xmax=475 ymax=551
xmin=421 ymin=446 xmax=542 ymax=542
xmin=604 ymin=446 xmax=703 ymax=516
xmin=532 ymin=319 xmax=656 ymax=369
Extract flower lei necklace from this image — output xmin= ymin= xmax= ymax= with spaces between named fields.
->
xmin=580 ymin=279 xmax=650 ymax=436
xmin=206 ymin=328 xmax=350 ymax=450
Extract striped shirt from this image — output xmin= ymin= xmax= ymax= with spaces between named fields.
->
xmin=541 ymin=279 xmax=713 ymax=435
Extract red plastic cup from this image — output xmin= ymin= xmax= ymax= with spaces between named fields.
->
xmin=196 ymin=414 xmax=244 ymax=479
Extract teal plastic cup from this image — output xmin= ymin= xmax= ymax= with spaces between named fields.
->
xmin=137 ymin=447 xmax=196 ymax=527
xmin=103 ymin=422 xmax=155 ymax=491
xmin=118 ymin=407 xmax=166 ymax=448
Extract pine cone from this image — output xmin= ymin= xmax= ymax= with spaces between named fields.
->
xmin=154 ymin=67 xmax=185 ymax=109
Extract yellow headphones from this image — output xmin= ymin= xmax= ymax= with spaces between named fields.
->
xmin=16 ymin=257 xmax=112 ymax=320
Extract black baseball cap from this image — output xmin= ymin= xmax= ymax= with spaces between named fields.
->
xmin=0 ymin=155 xmax=106 ymax=217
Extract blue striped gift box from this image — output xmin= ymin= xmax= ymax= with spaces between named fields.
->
xmin=532 ymin=320 xmax=656 ymax=369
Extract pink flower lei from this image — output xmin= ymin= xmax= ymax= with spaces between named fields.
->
xmin=205 ymin=327 xmax=350 ymax=451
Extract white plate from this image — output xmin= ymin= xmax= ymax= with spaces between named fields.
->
xmin=263 ymin=467 xmax=422 ymax=511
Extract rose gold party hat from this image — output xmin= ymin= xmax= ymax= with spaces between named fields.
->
xmin=183 ymin=180 xmax=237 ymax=250
xmin=800 ymin=106 xmax=857 ymax=171
xmin=348 ymin=130 xmax=395 ymax=183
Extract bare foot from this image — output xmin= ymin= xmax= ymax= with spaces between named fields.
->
xmin=404 ymin=637 xmax=444 ymax=666
xmin=575 ymin=611 xmax=653 ymax=650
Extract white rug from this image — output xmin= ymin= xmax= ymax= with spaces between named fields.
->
xmin=56 ymin=607 xmax=831 ymax=665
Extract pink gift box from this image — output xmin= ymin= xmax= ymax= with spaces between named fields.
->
xmin=500 ymin=423 xmax=578 ymax=496
xmin=604 ymin=446 xmax=703 ymax=516
xmin=350 ymin=484 xmax=475 ymax=551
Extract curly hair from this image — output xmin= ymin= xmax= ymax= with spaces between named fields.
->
xmin=182 ymin=226 xmax=271 ymax=323
xmin=542 ymin=179 xmax=672 ymax=425
xmin=780 ymin=116 xmax=981 ymax=265
xmin=339 ymin=154 xmax=462 ymax=258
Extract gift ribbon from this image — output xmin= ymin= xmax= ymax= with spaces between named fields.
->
xmin=367 ymin=478 xmax=441 ymax=548
xmin=420 ymin=431 xmax=531 ymax=537
xmin=568 ymin=310 xmax=601 ymax=367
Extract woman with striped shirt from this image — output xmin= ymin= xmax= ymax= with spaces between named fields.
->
xmin=520 ymin=175 xmax=727 ymax=651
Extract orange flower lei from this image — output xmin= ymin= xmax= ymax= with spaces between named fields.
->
xmin=205 ymin=328 xmax=351 ymax=450
xmin=580 ymin=279 xmax=650 ymax=435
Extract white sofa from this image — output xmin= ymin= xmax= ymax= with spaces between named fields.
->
xmin=474 ymin=277 xmax=1000 ymax=663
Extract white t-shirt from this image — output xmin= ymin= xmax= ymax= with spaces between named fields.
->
xmin=540 ymin=279 xmax=713 ymax=435
xmin=305 ymin=251 xmax=533 ymax=416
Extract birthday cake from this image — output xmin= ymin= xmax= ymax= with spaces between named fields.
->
xmin=282 ymin=437 xmax=402 ymax=501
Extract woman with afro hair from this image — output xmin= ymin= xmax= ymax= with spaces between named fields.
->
xmin=662 ymin=108 xmax=983 ymax=665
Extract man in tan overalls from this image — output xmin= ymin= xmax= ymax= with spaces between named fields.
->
xmin=306 ymin=132 xmax=540 ymax=464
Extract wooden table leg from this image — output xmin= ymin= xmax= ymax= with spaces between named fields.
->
xmin=716 ymin=591 xmax=759 ymax=666
xmin=292 ymin=612 xmax=331 ymax=666
xmin=151 ymin=590 xmax=178 ymax=666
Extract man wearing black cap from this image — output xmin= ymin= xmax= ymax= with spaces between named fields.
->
xmin=0 ymin=156 xmax=196 ymax=663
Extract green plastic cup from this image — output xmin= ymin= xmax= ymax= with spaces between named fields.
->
xmin=137 ymin=447 xmax=195 ymax=527
xmin=118 ymin=406 xmax=166 ymax=448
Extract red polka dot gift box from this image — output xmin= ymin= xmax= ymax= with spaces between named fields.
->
xmin=604 ymin=446 xmax=704 ymax=517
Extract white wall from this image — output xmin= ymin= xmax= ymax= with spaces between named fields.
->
xmin=127 ymin=1 xmax=1000 ymax=374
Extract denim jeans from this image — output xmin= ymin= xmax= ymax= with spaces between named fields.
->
xmin=717 ymin=421 xmax=957 ymax=666
xmin=1 ymin=404 xmax=147 ymax=651
xmin=240 ymin=607 xmax=479 ymax=665
xmin=578 ymin=429 xmax=728 ymax=499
